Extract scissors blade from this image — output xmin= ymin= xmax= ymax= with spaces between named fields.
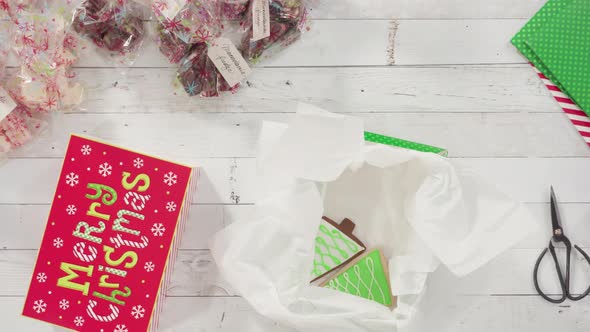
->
xmin=550 ymin=186 xmax=563 ymax=236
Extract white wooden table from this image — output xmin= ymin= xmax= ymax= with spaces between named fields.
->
xmin=2 ymin=0 xmax=589 ymax=331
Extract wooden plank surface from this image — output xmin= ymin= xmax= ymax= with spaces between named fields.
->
xmin=108 ymin=19 xmax=524 ymax=67
xmin=4 ymin=19 xmax=527 ymax=68
xmin=46 ymin=66 xmax=555 ymax=115
xmin=2 ymin=157 xmax=590 ymax=205
xmin=2 ymin=1 xmax=589 ymax=331
xmin=6 ymin=112 xmax=590 ymax=159
xmin=3 ymin=295 xmax=588 ymax=332
xmin=1 ymin=246 xmax=589 ymax=297
xmin=312 ymin=0 xmax=546 ymax=19
xmin=3 ymin=202 xmax=590 ymax=251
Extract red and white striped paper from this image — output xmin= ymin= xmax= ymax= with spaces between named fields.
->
xmin=532 ymin=65 xmax=590 ymax=148
xmin=151 ymin=167 xmax=199 ymax=332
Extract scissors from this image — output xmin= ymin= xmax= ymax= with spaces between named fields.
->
xmin=533 ymin=187 xmax=590 ymax=303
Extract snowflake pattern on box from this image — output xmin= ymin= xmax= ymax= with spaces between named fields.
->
xmin=22 ymin=135 xmax=195 ymax=332
xmin=134 ymin=157 xmax=144 ymax=168
xmin=66 ymin=204 xmax=77 ymax=215
xmin=53 ymin=238 xmax=63 ymax=248
xmin=74 ymin=316 xmax=84 ymax=326
xmin=115 ymin=324 xmax=128 ymax=332
xmin=33 ymin=299 xmax=47 ymax=313
xmin=151 ymin=223 xmax=166 ymax=236
xmin=131 ymin=305 xmax=145 ymax=319
xmin=81 ymin=145 xmax=92 ymax=155
xmin=98 ymin=162 xmax=113 ymax=177
xmin=163 ymin=172 xmax=177 ymax=186
xmin=144 ymin=262 xmax=155 ymax=272
xmin=36 ymin=272 xmax=47 ymax=283
xmin=166 ymin=201 xmax=177 ymax=212
xmin=65 ymin=173 xmax=79 ymax=187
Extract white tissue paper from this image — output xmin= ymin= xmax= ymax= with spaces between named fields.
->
xmin=210 ymin=104 xmax=536 ymax=332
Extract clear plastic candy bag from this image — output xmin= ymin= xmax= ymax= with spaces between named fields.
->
xmin=154 ymin=0 xmax=314 ymax=97
xmin=241 ymin=0 xmax=309 ymax=64
xmin=176 ymin=42 xmax=238 ymax=97
xmin=153 ymin=0 xmax=221 ymax=51
xmin=154 ymin=0 xmax=239 ymax=97
xmin=0 ymin=4 xmax=14 ymax=144
xmin=0 ymin=4 xmax=11 ymax=78
xmin=0 ymin=1 xmax=82 ymax=157
xmin=220 ymin=0 xmax=249 ymax=20
xmin=72 ymin=0 xmax=147 ymax=65
xmin=0 ymin=105 xmax=50 ymax=154
xmin=9 ymin=1 xmax=84 ymax=112
xmin=156 ymin=22 xmax=192 ymax=64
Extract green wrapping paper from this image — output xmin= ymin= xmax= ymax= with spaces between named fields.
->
xmin=511 ymin=0 xmax=590 ymax=115
xmin=364 ymin=132 xmax=448 ymax=156
xmin=525 ymin=0 xmax=590 ymax=113
xmin=511 ymin=0 xmax=571 ymax=90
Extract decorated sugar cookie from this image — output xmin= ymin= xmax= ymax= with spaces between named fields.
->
xmin=311 ymin=217 xmax=366 ymax=282
xmin=322 ymin=249 xmax=394 ymax=308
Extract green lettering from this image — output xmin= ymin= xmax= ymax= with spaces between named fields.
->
xmin=86 ymin=183 xmax=117 ymax=205
xmin=112 ymin=210 xmax=143 ymax=236
xmin=57 ymin=262 xmax=93 ymax=295
xmin=93 ymin=287 xmax=131 ymax=306
xmin=73 ymin=221 xmax=105 ymax=244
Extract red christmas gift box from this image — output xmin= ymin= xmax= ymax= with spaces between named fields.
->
xmin=22 ymin=134 xmax=198 ymax=332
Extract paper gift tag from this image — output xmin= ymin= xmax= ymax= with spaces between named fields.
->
xmin=0 ymin=87 xmax=16 ymax=122
xmin=22 ymin=135 xmax=198 ymax=332
xmin=251 ymin=0 xmax=271 ymax=41
xmin=208 ymin=38 xmax=252 ymax=86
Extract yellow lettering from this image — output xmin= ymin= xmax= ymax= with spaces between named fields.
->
xmin=93 ymin=287 xmax=131 ymax=306
xmin=98 ymin=275 xmax=119 ymax=289
xmin=57 ymin=262 xmax=93 ymax=295
xmin=121 ymin=172 xmax=150 ymax=192
xmin=86 ymin=202 xmax=110 ymax=221
xmin=86 ymin=183 xmax=117 ymax=205
xmin=103 ymin=245 xmax=138 ymax=269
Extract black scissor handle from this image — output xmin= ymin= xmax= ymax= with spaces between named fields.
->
xmin=533 ymin=241 xmax=569 ymax=304
xmin=567 ymin=245 xmax=590 ymax=301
